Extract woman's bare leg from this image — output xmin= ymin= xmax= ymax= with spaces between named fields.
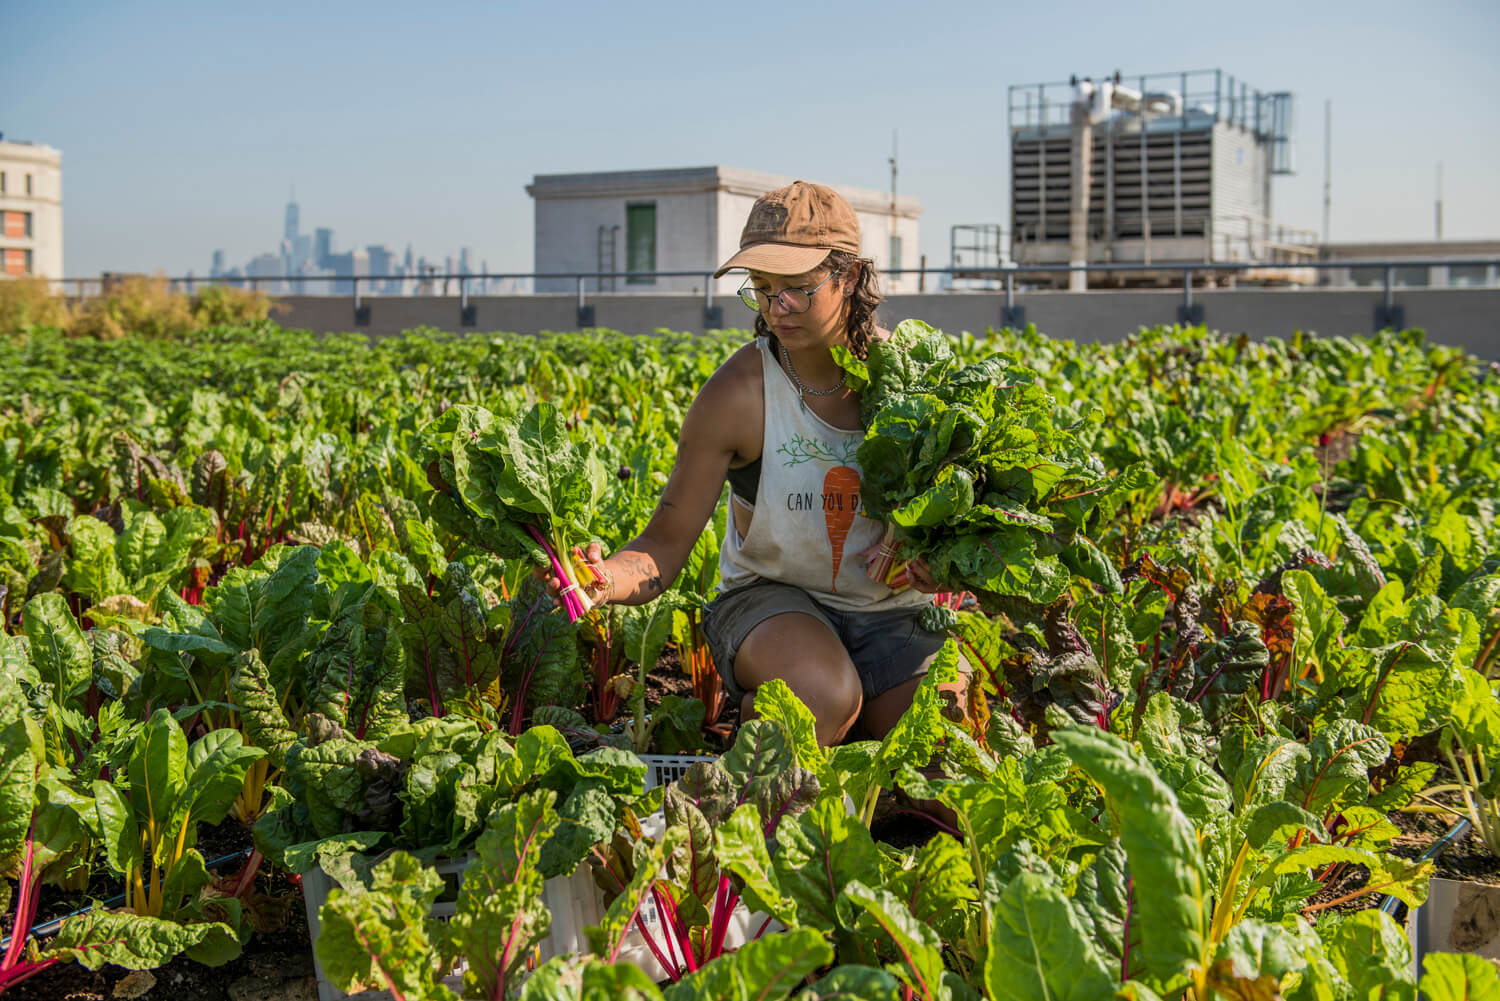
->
xmin=859 ymin=651 xmax=971 ymax=831
xmin=733 ymin=612 xmax=863 ymax=747
xmin=858 ymin=671 xmax=970 ymax=740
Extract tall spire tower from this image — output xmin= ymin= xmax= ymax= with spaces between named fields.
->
xmin=284 ymin=185 xmax=300 ymax=243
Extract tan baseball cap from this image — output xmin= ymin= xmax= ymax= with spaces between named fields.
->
xmin=714 ymin=180 xmax=861 ymax=278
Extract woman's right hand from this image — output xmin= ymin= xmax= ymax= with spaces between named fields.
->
xmin=534 ymin=540 xmax=613 ymax=608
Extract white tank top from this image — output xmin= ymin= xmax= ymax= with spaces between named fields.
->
xmin=718 ymin=337 xmax=928 ymax=612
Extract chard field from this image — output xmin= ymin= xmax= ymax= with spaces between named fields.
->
xmin=1 ymin=316 xmax=1498 ymax=1000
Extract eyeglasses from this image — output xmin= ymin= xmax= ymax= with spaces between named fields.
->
xmin=737 ymin=271 xmax=840 ymax=313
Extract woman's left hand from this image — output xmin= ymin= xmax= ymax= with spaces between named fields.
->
xmin=906 ymin=558 xmax=941 ymax=594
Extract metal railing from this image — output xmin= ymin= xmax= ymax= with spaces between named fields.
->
xmin=892 ymin=258 xmax=1498 ymax=331
xmin=1012 ymin=212 xmax=1321 ymax=265
xmin=1008 ymin=69 xmax=1286 ymax=139
xmin=54 ymin=258 xmax=1500 ymax=333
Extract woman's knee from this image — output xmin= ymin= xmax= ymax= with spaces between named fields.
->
xmin=734 ymin=613 xmax=862 ymax=744
xmin=802 ymin=669 xmax=861 ymax=746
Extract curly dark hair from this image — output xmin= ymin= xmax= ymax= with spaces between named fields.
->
xmin=752 ymin=250 xmax=882 ymax=360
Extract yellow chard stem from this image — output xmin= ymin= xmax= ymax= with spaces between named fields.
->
xmin=1210 ymin=838 xmax=1251 ymax=945
xmin=131 ymin=867 xmax=147 ymax=915
xmin=172 ymin=812 xmax=192 ymax=871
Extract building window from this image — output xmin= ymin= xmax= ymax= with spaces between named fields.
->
xmin=23 ymin=212 xmax=31 ymax=238
xmin=2 ymin=248 xmax=26 ymax=276
xmin=1393 ymin=265 xmax=1428 ymax=287
xmin=625 ymin=203 xmax=656 ymax=285
xmin=25 ymin=174 xmax=33 ymax=196
xmin=1449 ymin=264 xmax=1489 ymax=287
xmin=1 ymin=211 xmax=26 ymax=240
xmin=889 ymin=235 xmax=903 ymax=275
xmin=0 ymin=172 xmax=6 ymax=193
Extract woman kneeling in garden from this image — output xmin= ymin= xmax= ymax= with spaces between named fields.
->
xmin=545 ymin=180 xmax=964 ymax=746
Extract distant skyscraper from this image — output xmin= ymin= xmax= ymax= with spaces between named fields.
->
xmin=404 ymin=244 xmax=414 ymax=274
xmin=367 ymin=245 xmax=396 ymax=291
xmin=246 ymin=252 xmax=283 ymax=293
xmin=211 ymin=249 xmax=225 ymax=278
xmin=458 ymin=247 xmax=471 ymax=275
xmin=314 ymin=228 xmax=333 ymax=270
xmin=284 ymin=188 xmax=299 ymax=243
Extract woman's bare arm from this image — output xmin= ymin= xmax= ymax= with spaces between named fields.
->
xmin=542 ymin=351 xmax=758 ymax=605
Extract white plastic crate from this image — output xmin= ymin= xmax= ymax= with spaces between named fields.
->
xmin=302 ymin=848 xmax=770 ymax=997
xmin=639 ymin=753 xmax=717 ymax=790
xmin=302 ymin=855 xmax=593 ymax=1001
xmin=301 ymin=754 xmax=744 ymax=998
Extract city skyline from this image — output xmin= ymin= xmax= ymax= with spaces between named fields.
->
xmin=5 ymin=0 xmax=1497 ymax=279
xmin=206 ymin=190 xmax=503 ymax=293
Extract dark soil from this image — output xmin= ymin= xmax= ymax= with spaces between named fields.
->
xmin=1389 ymin=801 xmax=1500 ymax=885
xmin=870 ymin=803 xmax=945 ymax=851
xmin=1301 ymin=863 xmax=1376 ymax=919
xmin=643 ymin=648 xmax=740 ymax=752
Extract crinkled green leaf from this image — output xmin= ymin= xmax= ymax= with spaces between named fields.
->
xmin=797 ymin=965 xmax=902 ymax=1001
xmin=883 ymin=833 xmax=977 ymax=948
xmin=1072 ymin=840 xmax=1143 ymax=983
xmin=874 ymin=640 xmax=962 ymax=789
xmin=752 ymin=679 xmax=829 ymax=779
xmin=1207 ymin=919 xmax=1306 ymax=998
xmin=1421 ymin=952 xmax=1500 ymax=1001
xmin=587 ymin=827 xmax=680 ymax=961
xmin=663 ymin=926 xmax=833 ymax=1001
xmin=452 ymin=792 xmax=559 ymax=1000
xmin=714 ymin=803 xmax=798 ymax=928
xmin=316 ymin=851 xmax=457 ymax=1001
xmin=229 ymin=650 xmax=296 ymax=768
xmin=774 ymin=795 xmax=881 ymax=934
xmin=985 ymin=869 xmax=1116 ymax=1001
xmin=1287 ymin=719 xmax=1389 ymax=817
xmin=1323 ymin=909 xmax=1414 ymax=997
xmin=49 ymin=910 xmax=226 ymax=971
xmin=23 ymin=592 xmax=92 ymax=704
xmin=842 ymin=881 xmax=948 ymax=1001
xmin=1053 ymin=727 xmax=1210 ymax=985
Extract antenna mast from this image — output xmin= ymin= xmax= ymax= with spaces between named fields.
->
xmin=1321 ymin=100 xmax=1331 ymax=245
xmin=889 ymin=129 xmax=898 ymax=212
xmin=889 ymin=130 xmax=899 ymax=279
xmin=1435 ymin=162 xmax=1444 ymax=241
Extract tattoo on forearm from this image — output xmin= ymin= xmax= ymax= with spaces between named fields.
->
xmin=610 ymin=550 xmax=667 ymax=601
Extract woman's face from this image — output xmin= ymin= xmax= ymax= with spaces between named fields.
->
xmin=747 ymin=264 xmax=852 ymax=348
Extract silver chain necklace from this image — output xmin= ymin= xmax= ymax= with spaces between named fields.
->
xmin=779 ymin=340 xmax=846 ymax=410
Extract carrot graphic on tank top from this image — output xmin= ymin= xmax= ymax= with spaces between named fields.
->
xmin=777 ymin=434 xmax=863 ymax=592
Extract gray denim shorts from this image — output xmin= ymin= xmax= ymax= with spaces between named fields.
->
xmin=702 ymin=579 xmax=947 ymax=707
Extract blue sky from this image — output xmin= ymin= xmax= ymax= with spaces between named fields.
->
xmin=7 ymin=0 xmax=1498 ymax=278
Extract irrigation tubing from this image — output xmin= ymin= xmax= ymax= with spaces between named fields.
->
xmin=0 ymin=847 xmax=253 ymax=952
xmin=1377 ymin=817 xmax=1470 ymax=918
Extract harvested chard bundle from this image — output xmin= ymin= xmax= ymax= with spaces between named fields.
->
xmin=835 ymin=320 xmax=1150 ymax=616
xmin=421 ymin=402 xmax=608 ymax=622
xmin=863 ymin=522 xmax=910 ymax=590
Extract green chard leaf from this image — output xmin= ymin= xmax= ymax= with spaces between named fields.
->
xmin=1053 ymin=727 xmax=1211 ymax=985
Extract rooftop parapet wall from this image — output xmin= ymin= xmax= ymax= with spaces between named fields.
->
xmin=268 ymin=287 xmax=1499 ymax=360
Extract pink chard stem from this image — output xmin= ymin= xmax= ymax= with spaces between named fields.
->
xmin=524 ymin=523 xmax=583 ymax=621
